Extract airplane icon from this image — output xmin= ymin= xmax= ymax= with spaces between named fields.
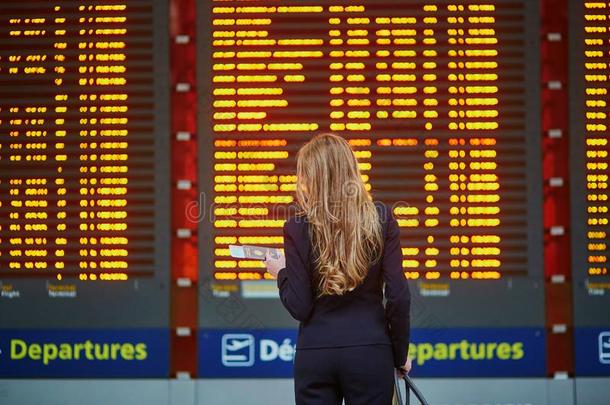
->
xmin=599 ymin=332 xmax=610 ymax=364
xmin=222 ymin=334 xmax=255 ymax=367
xmin=225 ymin=339 xmax=252 ymax=352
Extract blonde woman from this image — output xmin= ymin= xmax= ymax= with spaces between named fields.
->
xmin=265 ymin=133 xmax=411 ymax=405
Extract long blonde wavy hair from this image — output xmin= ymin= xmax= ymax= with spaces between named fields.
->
xmin=295 ymin=133 xmax=383 ymax=296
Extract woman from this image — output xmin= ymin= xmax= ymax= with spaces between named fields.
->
xmin=265 ymin=133 xmax=411 ymax=405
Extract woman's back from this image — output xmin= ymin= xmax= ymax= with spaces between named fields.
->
xmin=279 ymin=202 xmax=409 ymax=352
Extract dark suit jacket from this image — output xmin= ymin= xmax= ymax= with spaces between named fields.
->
xmin=276 ymin=202 xmax=411 ymax=368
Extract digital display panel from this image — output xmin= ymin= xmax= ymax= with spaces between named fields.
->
xmin=570 ymin=1 xmax=610 ymax=327
xmin=198 ymin=0 xmax=543 ymax=328
xmin=0 ymin=0 xmax=170 ymax=328
xmin=570 ymin=2 xmax=610 ymax=280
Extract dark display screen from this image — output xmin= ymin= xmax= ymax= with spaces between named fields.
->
xmin=198 ymin=0 xmax=543 ymax=328
xmin=0 ymin=0 xmax=170 ymax=328
xmin=570 ymin=0 xmax=610 ymax=327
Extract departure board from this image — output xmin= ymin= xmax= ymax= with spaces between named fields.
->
xmin=0 ymin=0 xmax=170 ymax=328
xmin=570 ymin=2 xmax=610 ymax=280
xmin=198 ymin=0 xmax=543 ymax=328
xmin=569 ymin=1 xmax=610 ymax=327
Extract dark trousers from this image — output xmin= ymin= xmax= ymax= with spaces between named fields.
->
xmin=294 ymin=345 xmax=395 ymax=405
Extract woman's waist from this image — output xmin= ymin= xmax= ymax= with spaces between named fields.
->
xmin=296 ymin=315 xmax=390 ymax=348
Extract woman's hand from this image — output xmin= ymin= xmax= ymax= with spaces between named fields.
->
xmin=397 ymin=357 xmax=412 ymax=376
xmin=264 ymin=251 xmax=286 ymax=278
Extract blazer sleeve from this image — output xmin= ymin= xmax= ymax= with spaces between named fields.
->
xmin=276 ymin=220 xmax=314 ymax=322
xmin=381 ymin=208 xmax=411 ymax=368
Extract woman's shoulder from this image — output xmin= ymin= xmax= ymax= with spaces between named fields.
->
xmin=283 ymin=214 xmax=311 ymax=255
xmin=373 ymin=200 xmax=392 ymax=224
xmin=283 ymin=212 xmax=309 ymax=235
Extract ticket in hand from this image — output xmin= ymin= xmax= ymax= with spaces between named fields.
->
xmin=229 ymin=245 xmax=281 ymax=260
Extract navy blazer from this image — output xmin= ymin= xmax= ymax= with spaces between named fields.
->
xmin=277 ymin=202 xmax=411 ymax=368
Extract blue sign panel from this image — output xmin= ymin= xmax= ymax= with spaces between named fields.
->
xmin=407 ymin=328 xmax=545 ymax=377
xmin=574 ymin=327 xmax=610 ymax=376
xmin=199 ymin=328 xmax=546 ymax=378
xmin=200 ymin=329 xmax=297 ymax=378
xmin=0 ymin=329 xmax=169 ymax=377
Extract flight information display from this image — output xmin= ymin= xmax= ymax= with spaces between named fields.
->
xmin=0 ymin=0 xmax=170 ymax=328
xmin=569 ymin=1 xmax=610 ymax=326
xmin=570 ymin=2 xmax=610 ymax=281
xmin=198 ymin=0 xmax=543 ymax=328
xmin=569 ymin=2 xmax=610 ymax=377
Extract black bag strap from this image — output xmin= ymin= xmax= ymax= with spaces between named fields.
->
xmin=394 ymin=373 xmax=406 ymax=405
xmin=394 ymin=374 xmax=430 ymax=405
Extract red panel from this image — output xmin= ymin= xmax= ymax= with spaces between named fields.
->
xmin=171 ymin=285 xmax=199 ymax=328
xmin=540 ymin=0 xmax=573 ymax=376
xmin=171 ymin=333 xmax=198 ymax=377
xmin=170 ymin=0 xmax=198 ymax=377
